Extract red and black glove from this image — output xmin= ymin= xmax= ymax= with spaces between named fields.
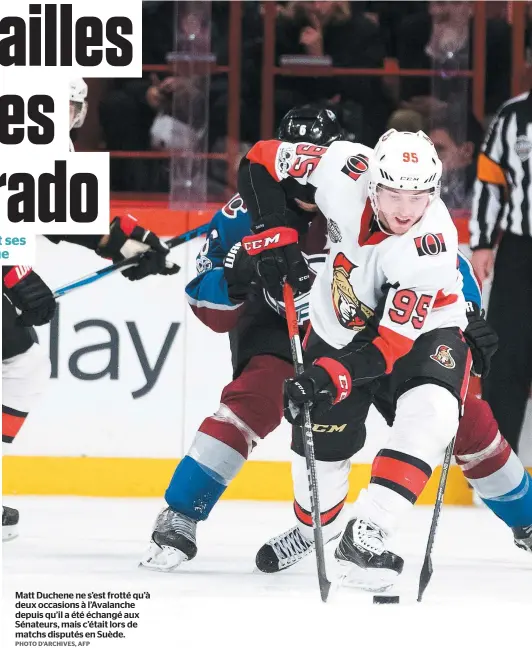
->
xmin=97 ymin=214 xmax=180 ymax=281
xmin=283 ymin=358 xmax=352 ymax=425
xmin=242 ymin=226 xmax=310 ymax=301
xmin=3 ymin=266 xmax=56 ymax=327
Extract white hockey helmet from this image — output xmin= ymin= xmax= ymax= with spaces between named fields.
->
xmin=69 ymin=78 xmax=88 ymax=129
xmin=368 ymin=129 xmax=442 ymax=215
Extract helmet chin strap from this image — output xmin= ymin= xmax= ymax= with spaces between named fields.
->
xmin=373 ymin=201 xmax=393 ymax=236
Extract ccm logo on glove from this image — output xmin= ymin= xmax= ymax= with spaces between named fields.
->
xmin=314 ymin=357 xmax=352 ymax=403
xmin=242 ymin=227 xmax=298 ymax=255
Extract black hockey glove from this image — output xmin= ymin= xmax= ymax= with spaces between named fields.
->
xmin=3 ymin=266 xmax=56 ymax=327
xmin=463 ymin=301 xmax=498 ymax=378
xmin=283 ymin=358 xmax=352 ymax=425
xmin=223 ymin=242 xmax=256 ymax=303
xmin=97 ymin=214 xmax=180 ymax=281
xmin=242 ymin=227 xmax=310 ymax=301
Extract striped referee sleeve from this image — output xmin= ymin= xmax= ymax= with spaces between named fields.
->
xmin=470 ymin=110 xmax=508 ymax=249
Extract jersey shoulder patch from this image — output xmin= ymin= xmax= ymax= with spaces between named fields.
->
xmin=221 ymin=193 xmax=248 ymax=218
xmin=414 ymin=233 xmax=447 ymax=257
xmin=341 ymin=153 xmax=370 ymax=182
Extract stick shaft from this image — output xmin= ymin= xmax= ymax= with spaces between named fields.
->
xmin=53 ymin=222 xmax=210 ymax=299
xmin=283 ymin=283 xmax=331 ymax=603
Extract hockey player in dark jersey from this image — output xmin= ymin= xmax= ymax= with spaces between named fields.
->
xmin=2 ymin=79 xmax=179 ymax=541
xmin=140 ymin=107 xmax=530 ymax=573
xmin=140 ymin=106 xmax=339 ymax=570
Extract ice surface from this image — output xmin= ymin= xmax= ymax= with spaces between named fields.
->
xmin=3 ymin=497 xmax=531 ymax=647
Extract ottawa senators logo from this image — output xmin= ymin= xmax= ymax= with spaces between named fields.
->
xmin=430 ymin=345 xmax=456 ymax=369
xmin=341 ymin=154 xmax=369 ymax=182
xmin=414 ymin=233 xmax=447 ymax=257
xmin=332 ymin=253 xmax=374 ymax=330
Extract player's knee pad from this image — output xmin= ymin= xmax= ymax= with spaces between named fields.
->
xmin=360 ymin=385 xmax=459 ymax=534
xmin=291 ymin=451 xmax=349 ymax=541
xmin=389 ymin=383 xmax=459 ymax=469
xmin=455 ymin=396 xmax=499 ymax=456
xmin=198 ymin=355 xmax=291 ymax=459
xmin=454 ymin=396 xmax=514 ymax=485
xmin=2 ymin=343 xmax=51 ymax=444
xmin=221 ymin=354 xmax=291 ymax=440
xmin=222 ymin=355 xmax=292 ymax=438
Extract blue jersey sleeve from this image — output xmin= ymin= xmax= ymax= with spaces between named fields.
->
xmin=185 ymin=195 xmax=252 ymax=332
xmin=458 ymin=250 xmax=482 ymax=308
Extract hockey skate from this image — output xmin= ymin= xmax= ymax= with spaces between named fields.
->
xmin=513 ymin=524 xmax=532 ymax=553
xmin=140 ymin=507 xmax=197 ymax=572
xmin=256 ymin=525 xmax=341 ymax=573
xmin=2 ymin=506 xmax=19 ymax=542
xmin=334 ymin=517 xmax=403 ymax=592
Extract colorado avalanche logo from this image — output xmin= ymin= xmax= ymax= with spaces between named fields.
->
xmin=222 ymin=194 xmax=247 ymax=218
xmin=331 ymin=253 xmax=374 ymax=331
xmin=414 ymin=233 xmax=447 ymax=257
xmin=341 ymin=154 xmax=369 ymax=182
xmin=430 ymin=345 xmax=456 ymax=370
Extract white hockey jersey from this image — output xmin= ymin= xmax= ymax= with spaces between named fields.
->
xmin=247 ymin=139 xmax=467 ymax=373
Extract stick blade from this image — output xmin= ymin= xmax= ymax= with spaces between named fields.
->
xmin=417 ymin=555 xmax=433 ymax=602
xmin=319 ymin=577 xmax=332 ymax=603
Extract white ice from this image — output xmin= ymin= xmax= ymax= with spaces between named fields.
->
xmin=3 ymin=497 xmax=531 ymax=647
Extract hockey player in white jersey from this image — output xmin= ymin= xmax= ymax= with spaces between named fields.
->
xmin=238 ymin=129 xmax=471 ymax=590
xmin=69 ymin=77 xmax=88 ymax=151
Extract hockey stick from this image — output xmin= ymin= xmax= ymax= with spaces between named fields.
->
xmin=417 ymin=436 xmax=456 ymax=602
xmin=53 ymin=222 xmax=210 ymax=299
xmin=283 ymin=282 xmax=332 ymax=603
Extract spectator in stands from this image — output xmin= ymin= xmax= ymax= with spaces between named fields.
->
xmin=357 ymin=1 xmax=428 ymax=57
xmin=100 ymin=1 xmax=229 ymax=191
xmin=274 ymin=1 xmax=393 ymax=144
xmin=428 ymin=108 xmax=483 ymax=210
xmin=397 ymin=1 xmax=511 ymax=120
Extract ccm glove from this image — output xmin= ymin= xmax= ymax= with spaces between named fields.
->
xmin=283 ymin=358 xmax=352 ymax=425
xmin=223 ymin=242 xmax=256 ymax=302
xmin=463 ymin=301 xmax=498 ymax=378
xmin=242 ymin=227 xmax=311 ymax=301
xmin=3 ymin=266 xmax=56 ymax=327
xmin=97 ymin=214 xmax=180 ymax=281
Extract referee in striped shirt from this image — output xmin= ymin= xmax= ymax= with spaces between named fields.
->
xmin=470 ymin=91 xmax=532 ymax=454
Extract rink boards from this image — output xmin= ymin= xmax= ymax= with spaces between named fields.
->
xmin=3 ymin=207 xmax=532 ymax=501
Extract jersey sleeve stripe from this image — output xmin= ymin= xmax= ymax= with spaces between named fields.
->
xmin=186 ymin=295 xmax=242 ymax=312
xmin=246 ymin=140 xmax=282 ymax=181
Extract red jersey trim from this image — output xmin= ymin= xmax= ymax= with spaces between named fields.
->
xmin=433 ymin=290 xmax=459 ymax=309
xmin=246 ymin=140 xmax=282 ymax=181
xmin=358 ymin=199 xmax=389 ymax=246
xmin=372 ymin=325 xmax=414 ymax=374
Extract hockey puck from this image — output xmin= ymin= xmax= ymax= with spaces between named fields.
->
xmin=373 ymin=595 xmax=400 ymax=604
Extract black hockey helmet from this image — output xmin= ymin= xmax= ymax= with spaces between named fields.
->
xmin=277 ymin=105 xmax=344 ymax=146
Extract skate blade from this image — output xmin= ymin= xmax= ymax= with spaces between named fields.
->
xmin=515 ymin=540 xmax=532 ymax=554
xmin=336 ymin=559 xmax=398 ymax=593
xmin=139 ymin=541 xmax=189 ymax=572
xmin=2 ymin=527 xmax=19 ymax=542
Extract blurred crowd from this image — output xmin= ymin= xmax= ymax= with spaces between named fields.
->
xmin=82 ymin=1 xmax=530 ymax=203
